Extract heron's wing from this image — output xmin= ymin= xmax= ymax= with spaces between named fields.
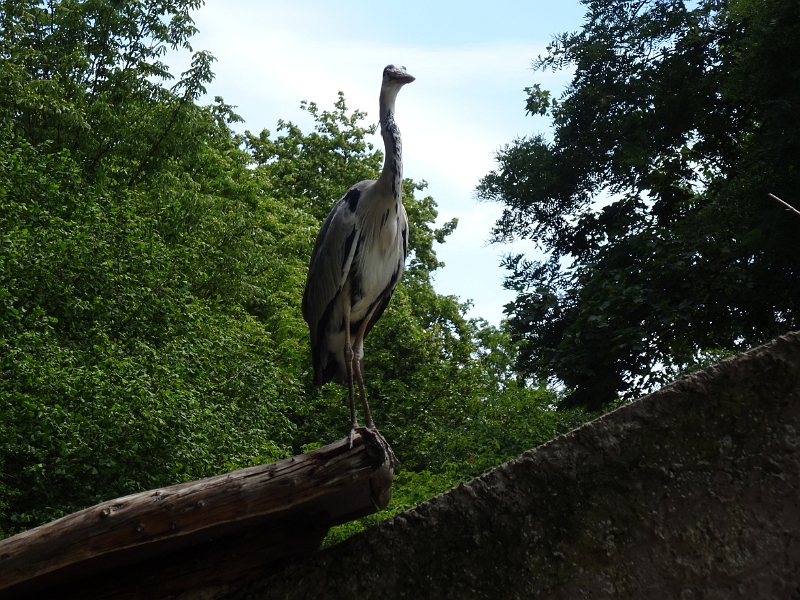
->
xmin=400 ymin=202 xmax=408 ymax=259
xmin=302 ymin=183 xmax=370 ymax=345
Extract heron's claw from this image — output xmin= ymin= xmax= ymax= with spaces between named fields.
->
xmin=356 ymin=426 xmax=398 ymax=469
xmin=347 ymin=426 xmax=359 ymax=449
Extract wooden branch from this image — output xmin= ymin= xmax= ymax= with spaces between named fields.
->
xmin=0 ymin=431 xmax=394 ymax=599
xmin=768 ymin=193 xmax=800 ymax=219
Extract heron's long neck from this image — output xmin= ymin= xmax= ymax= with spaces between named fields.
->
xmin=377 ymin=90 xmax=403 ymax=201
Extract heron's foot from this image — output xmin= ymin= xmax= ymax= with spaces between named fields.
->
xmin=356 ymin=426 xmax=398 ymax=470
xmin=347 ymin=425 xmax=360 ymax=449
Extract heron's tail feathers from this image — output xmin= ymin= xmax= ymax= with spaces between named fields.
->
xmin=312 ymin=349 xmax=344 ymax=387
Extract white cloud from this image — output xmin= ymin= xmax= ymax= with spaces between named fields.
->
xmin=169 ymin=0 xmax=574 ymax=324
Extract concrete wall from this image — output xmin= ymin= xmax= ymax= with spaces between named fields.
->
xmin=225 ymin=332 xmax=800 ymax=599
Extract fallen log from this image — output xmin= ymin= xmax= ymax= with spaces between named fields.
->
xmin=0 ymin=430 xmax=394 ymax=599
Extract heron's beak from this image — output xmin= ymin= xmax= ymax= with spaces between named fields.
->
xmin=397 ymin=73 xmax=415 ymax=84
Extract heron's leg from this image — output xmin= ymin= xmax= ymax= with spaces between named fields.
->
xmin=343 ymin=303 xmax=359 ymax=446
xmin=352 ymin=314 xmax=377 ymax=430
xmin=351 ymin=312 xmax=398 ymax=466
xmin=352 ymin=348 xmax=375 ymax=429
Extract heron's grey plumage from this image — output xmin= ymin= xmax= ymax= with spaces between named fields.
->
xmin=302 ymin=65 xmax=413 ymax=433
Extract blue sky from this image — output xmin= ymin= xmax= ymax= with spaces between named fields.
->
xmin=171 ymin=0 xmax=588 ymax=325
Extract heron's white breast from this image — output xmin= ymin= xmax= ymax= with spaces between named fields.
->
xmin=350 ymin=211 xmax=404 ymax=322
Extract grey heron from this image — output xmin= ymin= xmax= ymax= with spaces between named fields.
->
xmin=302 ymin=64 xmax=414 ymax=442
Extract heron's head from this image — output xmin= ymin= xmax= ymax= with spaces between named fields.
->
xmin=382 ymin=64 xmax=415 ymax=89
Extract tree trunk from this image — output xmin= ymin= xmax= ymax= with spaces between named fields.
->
xmin=0 ymin=430 xmax=394 ymax=599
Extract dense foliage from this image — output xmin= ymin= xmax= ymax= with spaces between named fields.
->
xmin=0 ymin=1 xmax=588 ymax=539
xmin=0 ymin=0 xmax=301 ymax=534
xmin=479 ymin=0 xmax=800 ymax=409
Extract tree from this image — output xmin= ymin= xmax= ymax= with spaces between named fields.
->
xmin=0 ymin=0 xmax=299 ymax=536
xmin=478 ymin=0 xmax=800 ymax=409
xmin=1 ymin=0 xmax=591 ymax=541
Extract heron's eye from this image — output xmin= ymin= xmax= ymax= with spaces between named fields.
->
xmin=401 ymin=65 xmax=406 ymax=70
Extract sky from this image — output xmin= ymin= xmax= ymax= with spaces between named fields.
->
xmin=169 ymin=0 xmax=588 ymax=325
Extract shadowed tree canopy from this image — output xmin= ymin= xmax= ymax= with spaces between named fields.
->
xmin=478 ymin=0 xmax=800 ymax=410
